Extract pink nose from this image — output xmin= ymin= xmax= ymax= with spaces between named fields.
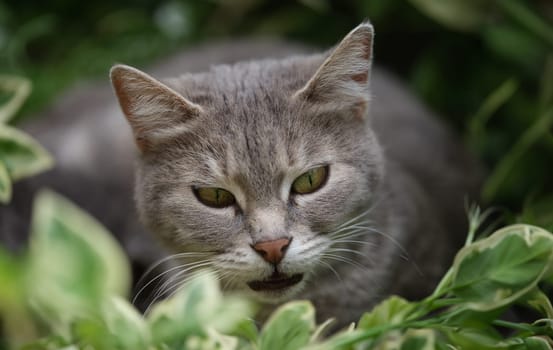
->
xmin=251 ymin=238 xmax=291 ymax=264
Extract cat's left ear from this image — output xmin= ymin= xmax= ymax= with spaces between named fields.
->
xmin=110 ymin=64 xmax=203 ymax=152
xmin=294 ymin=22 xmax=373 ymax=119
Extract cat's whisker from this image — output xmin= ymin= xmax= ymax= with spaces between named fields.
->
xmin=329 ymin=228 xmax=371 ymax=241
xmin=152 ymin=269 xmax=220 ymax=311
xmin=133 ymin=258 xmax=213 ymax=305
xmin=329 ymin=219 xmax=374 ymax=237
xmin=332 ymin=239 xmax=376 ymax=246
xmin=333 ymin=206 xmax=377 ymax=230
xmin=332 ymin=224 xmax=411 ymax=259
xmin=143 ymin=260 xmax=215 ymax=313
xmin=320 ymin=253 xmax=368 ymax=271
xmin=327 ymin=247 xmax=369 ymax=258
xmin=329 ymin=219 xmax=375 ymax=236
xmin=218 ymin=271 xmax=238 ymax=291
xmin=134 ymin=252 xmax=212 ymax=293
xmin=316 ymin=259 xmax=342 ymax=282
xmin=150 ymin=260 xmax=214 ymax=300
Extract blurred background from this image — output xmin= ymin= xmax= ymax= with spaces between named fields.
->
xmin=1 ymin=0 xmax=552 ymax=229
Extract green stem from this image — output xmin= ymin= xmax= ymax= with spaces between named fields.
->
xmin=492 ymin=319 xmax=538 ymax=332
xmin=467 ymin=79 xmax=518 ymax=147
xmin=483 ymin=107 xmax=553 ymax=202
xmin=330 ymin=307 xmax=470 ymax=348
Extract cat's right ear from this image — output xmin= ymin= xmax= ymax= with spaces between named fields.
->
xmin=293 ymin=22 xmax=374 ymax=120
xmin=110 ymin=64 xmax=202 ymax=152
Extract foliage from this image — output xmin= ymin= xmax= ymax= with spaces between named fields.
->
xmin=2 ymin=195 xmax=553 ymax=349
xmin=0 ymin=76 xmax=52 ymax=203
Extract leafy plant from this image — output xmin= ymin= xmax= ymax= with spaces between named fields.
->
xmin=2 ymin=194 xmax=553 ymax=349
xmin=0 ymin=76 xmax=53 ymax=203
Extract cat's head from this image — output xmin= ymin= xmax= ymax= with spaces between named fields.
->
xmin=110 ymin=23 xmax=384 ymax=303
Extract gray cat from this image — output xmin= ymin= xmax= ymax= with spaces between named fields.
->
xmin=1 ymin=23 xmax=480 ymax=326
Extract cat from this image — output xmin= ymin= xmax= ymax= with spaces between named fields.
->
xmin=1 ymin=22 xmax=480 ymax=326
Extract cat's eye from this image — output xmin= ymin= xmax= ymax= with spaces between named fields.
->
xmin=194 ymin=187 xmax=236 ymax=208
xmin=291 ymin=166 xmax=328 ymax=195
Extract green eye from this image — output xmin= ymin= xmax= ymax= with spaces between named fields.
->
xmin=291 ymin=166 xmax=328 ymax=195
xmin=194 ymin=187 xmax=236 ymax=208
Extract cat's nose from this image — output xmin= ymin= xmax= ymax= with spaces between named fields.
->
xmin=251 ymin=238 xmax=291 ymax=264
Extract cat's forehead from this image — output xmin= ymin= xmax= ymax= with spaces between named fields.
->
xmin=160 ymin=57 xmax=340 ymax=196
xmin=167 ymin=56 xmax=325 ymax=155
xmin=171 ymin=55 xmax=321 ymax=106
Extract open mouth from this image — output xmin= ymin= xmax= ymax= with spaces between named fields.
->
xmin=247 ymin=273 xmax=303 ymax=292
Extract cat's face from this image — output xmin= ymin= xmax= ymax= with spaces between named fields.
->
xmin=111 ymin=23 xmax=383 ymax=303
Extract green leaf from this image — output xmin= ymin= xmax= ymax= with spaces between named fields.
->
xmin=368 ymin=329 xmax=436 ymax=350
xmin=148 ymin=271 xmax=254 ymax=347
xmin=25 ymin=190 xmax=131 ymax=336
xmin=399 ymin=329 xmax=436 ymax=350
xmin=525 ymin=289 xmax=553 ymax=319
xmin=0 ymin=246 xmax=39 ymax=346
xmin=185 ymin=328 xmax=241 ymax=350
xmin=231 ymin=318 xmax=259 ymax=344
xmin=358 ymin=296 xmax=414 ymax=329
xmin=522 ymin=337 xmax=552 ymax=350
xmin=259 ymin=301 xmax=315 ymax=350
xmin=442 ymin=307 xmax=506 ymax=330
xmin=72 ymin=296 xmax=149 ymax=350
xmin=445 ymin=327 xmax=504 ymax=349
xmin=19 ymin=335 xmax=72 ymax=350
xmin=0 ymin=75 xmax=32 ymax=124
xmin=71 ymin=318 xmax=118 ymax=350
xmin=531 ymin=319 xmax=553 ymax=339
xmin=0 ymin=161 xmax=11 ymax=203
xmin=450 ymin=224 xmax=553 ymax=311
xmin=407 ymin=0 xmax=489 ymax=32
xmin=147 ymin=271 xmax=221 ymax=345
xmin=0 ymin=125 xmax=53 ymax=181
xmin=100 ymin=296 xmax=150 ymax=349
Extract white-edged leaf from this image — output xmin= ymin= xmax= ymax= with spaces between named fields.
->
xmin=0 ymin=161 xmax=11 ymax=203
xmin=399 ymin=329 xmax=436 ymax=350
xmin=259 ymin=301 xmax=315 ymax=350
xmin=0 ymin=75 xmax=31 ymax=124
xmin=148 ymin=271 xmax=253 ymax=347
xmin=358 ymin=296 xmax=414 ymax=330
xmin=147 ymin=271 xmax=222 ymax=345
xmin=450 ymin=224 xmax=553 ymax=311
xmin=100 ymin=296 xmax=150 ymax=349
xmin=445 ymin=327 xmax=503 ymax=348
xmin=184 ymin=328 xmax=240 ymax=350
xmin=0 ymin=125 xmax=53 ymax=181
xmin=25 ymin=190 xmax=131 ymax=335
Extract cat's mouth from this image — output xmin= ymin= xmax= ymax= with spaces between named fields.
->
xmin=247 ymin=273 xmax=303 ymax=292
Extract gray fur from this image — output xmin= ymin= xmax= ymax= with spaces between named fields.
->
xmin=1 ymin=25 xmax=480 ymax=326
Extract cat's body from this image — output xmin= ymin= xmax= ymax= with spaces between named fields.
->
xmin=1 ymin=24 xmax=480 ymax=325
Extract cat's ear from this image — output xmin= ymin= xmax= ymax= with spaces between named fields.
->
xmin=110 ymin=64 xmax=202 ymax=152
xmin=293 ymin=22 xmax=373 ymax=119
